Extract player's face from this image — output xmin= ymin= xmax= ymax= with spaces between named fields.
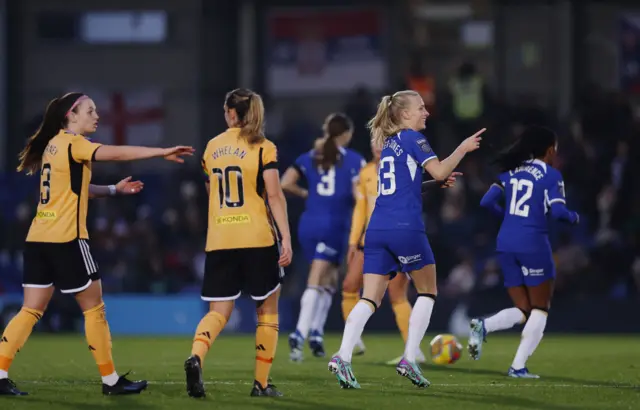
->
xmin=340 ymin=130 xmax=353 ymax=146
xmin=543 ymin=141 xmax=558 ymax=165
xmin=68 ymin=98 xmax=99 ymax=134
xmin=404 ymin=95 xmax=430 ymax=131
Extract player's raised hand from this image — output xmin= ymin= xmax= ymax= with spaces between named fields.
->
xmin=163 ymin=146 xmax=195 ymax=163
xmin=115 ymin=176 xmax=144 ymax=195
xmin=279 ymin=237 xmax=293 ymax=267
xmin=441 ymin=171 xmax=463 ymax=188
xmin=460 ymin=128 xmax=486 ymax=153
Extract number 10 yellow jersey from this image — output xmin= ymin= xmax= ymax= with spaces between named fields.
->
xmin=202 ymin=128 xmax=279 ymax=251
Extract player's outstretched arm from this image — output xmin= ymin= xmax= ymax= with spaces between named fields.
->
xmin=93 ymin=145 xmax=194 ymax=163
xmin=421 ymin=172 xmax=463 ymax=193
xmin=424 ymin=128 xmax=485 ymax=180
xmin=479 ymin=183 xmax=504 ymax=217
xmin=549 ymin=202 xmax=579 ymax=225
xmin=280 ymin=166 xmax=308 ymax=199
xmin=89 ymin=177 xmax=144 ymax=199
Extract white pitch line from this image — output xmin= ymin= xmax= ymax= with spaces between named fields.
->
xmin=19 ymin=380 xmax=638 ymax=389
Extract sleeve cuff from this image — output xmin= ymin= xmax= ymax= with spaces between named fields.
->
xmin=90 ymin=145 xmax=102 ymax=162
xmin=421 ymin=156 xmax=437 ymax=167
xmin=291 ymin=163 xmax=303 ymax=175
xmin=264 ymin=161 xmax=279 ymax=170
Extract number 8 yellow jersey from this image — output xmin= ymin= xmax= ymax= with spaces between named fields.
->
xmin=202 ymin=128 xmax=279 ymax=251
xmin=26 ymin=130 xmax=102 ymax=243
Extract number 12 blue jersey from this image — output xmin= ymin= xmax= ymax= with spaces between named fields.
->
xmin=367 ymin=129 xmax=437 ymax=232
xmin=481 ymin=159 xmax=578 ymax=254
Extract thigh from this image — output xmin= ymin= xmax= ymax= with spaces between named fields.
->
xmin=387 ymin=272 xmax=410 ymax=301
xmin=242 ymin=245 xmax=283 ymax=301
xmin=202 ymin=249 xmax=243 ymax=301
xmin=387 ymin=231 xmax=435 ymax=273
xmin=343 ymin=250 xmax=364 ymax=292
xmin=363 ymin=231 xmax=398 ymax=277
xmin=526 ymin=280 xmax=554 ymax=310
xmin=496 ymin=252 xmax=525 ymax=288
xmin=52 ymin=239 xmax=100 ymax=294
xmin=506 ymin=286 xmax=531 ymax=313
xmin=23 ymin=242 xmax=54 ymax=290
xmin=408 ymin=263 xmax=437 ymax=295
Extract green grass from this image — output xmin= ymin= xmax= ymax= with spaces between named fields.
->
xmin=2 ymin=334 xmax=639 ymax=409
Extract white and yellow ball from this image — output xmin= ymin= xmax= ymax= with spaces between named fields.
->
xmin=429 ymin=334 xmax=463 ymax=365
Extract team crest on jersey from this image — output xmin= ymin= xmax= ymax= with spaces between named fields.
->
xmin=416 ymin=138 xmax=431 ymax=153
xmin=45 ymin=144 xmax=58 ymax=156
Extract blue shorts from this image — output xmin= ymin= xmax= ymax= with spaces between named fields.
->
xmin=497 ymin=251 xmax=556 ymax=288
xmin=298 ymin=218 xmax=347 ymax=265
xmin=363 ymin=229 xmax=435 ymax=277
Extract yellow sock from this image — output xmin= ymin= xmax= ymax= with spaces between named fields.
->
xmin=191 ymin=311 xmax=226 ymax=366
xmin=0 ymin=307 xmax=42 ymax=373
xmin=255 ymin=314 xmax=278 ymax=388
xmin=392 ymin=299 xmax=412 ymax=343
xmin=341 ymin=291 xmax=359 ymax=322
xmin=83 ymin=303 xmax=117 ymax=377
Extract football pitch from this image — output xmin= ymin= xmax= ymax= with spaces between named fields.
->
xmin=2 ymin=334 xmax=638 ymax=409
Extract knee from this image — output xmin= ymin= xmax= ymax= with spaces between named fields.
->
xmin=256 ymin=290 xmax=279 ymax=316
xmin=516 ymin=305 xmax=532 ymax=320
xmin=74 ymin=281 xmax=104 ymax=312
xmin=360 ymin=297 xmax=380 ymax=310
xmin=342 ymin=276 xmax=361 ymax=294
xmin=387 ymin=282 xmax=408 ymax=304
xmin=22 ymin=300 xmax=49 ymax=313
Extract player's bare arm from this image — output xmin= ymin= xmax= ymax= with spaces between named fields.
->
xmin=89 ymin=177 xmax=144 ymax=199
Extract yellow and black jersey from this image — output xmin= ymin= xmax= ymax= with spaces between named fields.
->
xmin=26 ymin=130 xmax=102 ymax=243
xmin=348 ymin=161 xmax=378 ymax=248
xmin=202 ymin=128 xmax=279 ymax=251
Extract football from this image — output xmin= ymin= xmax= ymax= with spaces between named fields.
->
xmin=430 ymin=334 xmax=463 ymax=365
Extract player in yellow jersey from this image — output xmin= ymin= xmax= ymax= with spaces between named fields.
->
xmin=184 ymin=88 xmax=292 ymax=399
xmin=343 ymin=141 xmax=459 ymax=364
xmin=0 ymin=92 xmax=194 ymax=397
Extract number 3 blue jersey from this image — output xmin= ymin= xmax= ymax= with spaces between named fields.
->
xmin=485 ymin=159 xmax=577 ymax=253
xmin=367 ymin=129 xmax=437 ymax=232
xmin=293 ymin=147 xmax=365 ymax=222
xmin=293 ymin=147 xmax=365 ymax=263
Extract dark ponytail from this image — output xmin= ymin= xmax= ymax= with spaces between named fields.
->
xmin=17 ymin=92 xmax=85 ymax=175
xmin=315 ymin=113 xmax=354 ymax=171
xmin=492 ymin=125 xmax=557 ymax=173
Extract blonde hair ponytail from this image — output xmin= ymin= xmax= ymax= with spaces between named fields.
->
xmin=367 ymin=90 xmax=420 ymax=147
xmin=241 ymin=93 xmax=265 ymax=143
xmin=225 ymin=88 xmax=265 ymax=144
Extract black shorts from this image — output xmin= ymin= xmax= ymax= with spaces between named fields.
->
xmin=202 ymin=245 xmax=283 ymax=301
xmin=23 ymin=239 xmax=100 ymax=294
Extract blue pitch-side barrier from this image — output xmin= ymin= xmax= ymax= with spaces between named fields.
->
xmin=0 ymin=293 xmax=638 ymax=335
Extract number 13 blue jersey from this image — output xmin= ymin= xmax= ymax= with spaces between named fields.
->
xmin=367 ymin=129 xmax=437 ymax=232
xmin=495 ymin=159 xmax=567 ymax=253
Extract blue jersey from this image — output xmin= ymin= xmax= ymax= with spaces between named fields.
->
xmin=293 ymin=147 xmax=365 ymax=224
xmin=480 ymin=159 xmax=578 ymax=254
xmin=367 ymin=129 xmax=437 ymax=232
